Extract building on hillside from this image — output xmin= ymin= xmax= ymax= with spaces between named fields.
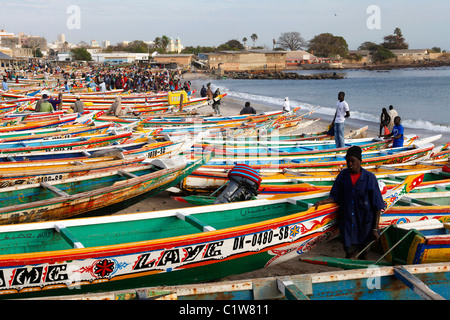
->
xmin=206 ymin=50 xmax=286 ymax=72
xmin=345 ymin=49 xmax=437 ymax=65
xmin=391 ymin=49 xmax=431 ymax=62
xmin=1 ymin=33 xmax=47 ymax=54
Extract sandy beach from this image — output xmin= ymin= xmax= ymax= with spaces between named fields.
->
xmin=111 ymin=71 xmax=387 ymax=281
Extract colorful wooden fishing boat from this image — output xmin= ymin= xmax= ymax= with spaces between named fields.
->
xmin=180 ymin=154 xmax=448 ymax=195
xmin=0 ymin=114 xmax=79 ymax=132
xmin=0 ymin=131 xmax=133 ymax=154
xmin=0 ymin=131 xmax=134 ymax=154
xmin=380 ymin=220 xmax=450 ymax=265
xmin=0 ymin=146 xmax=178 ymax=188
xmin=0 ymin=140 xmax=148 ymax=162
xmin=0 ymin=137 xmax=187 ymax=166
xmin=194 ymin=137 xmax=396 ymax=158
xmin=0 ymin=137 xmax=196 ymax=189
xmin=193 ymin=141 xmax=437 ymax=171
xmin=0 ymin=173 xmax=419 ymax=299
xmin=0 ymin=152 xmax=211 ymax=225
xmin=0 ymin=123 xmax=112 ymax=143
xmin=46 ymin=262 xmax=450 ymax=300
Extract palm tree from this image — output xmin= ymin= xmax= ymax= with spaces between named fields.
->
xmin=251 ymin=34 xmax=258 ymax=48
xmin=242 ymin=37 xmax=248 ymax=48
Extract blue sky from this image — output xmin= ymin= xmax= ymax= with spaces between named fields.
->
xmin=1 ymin=0 xmax=448 ymax=50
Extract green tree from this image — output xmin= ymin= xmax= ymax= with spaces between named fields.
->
xmin=308 ymin=33 xmax=348 ymax=57
xmin=70 ymin=48 xmax=91 ymax=61
xmin=371 ymin=45 xmax=396 ymax=63
xmin=153 ymin=35 xmax=171 ymax=53
xmin=182 ymin=46 xmax=216 ymax=54
xmin=126 ymin=40 xmax=150 ymax=53
xmin=381 ymin=27 xmax=408 ymax=49
xmin=250 ymin=33 xmax=258 ymax=47
xmin=358 ymin=41 xmax=379 ymax=51
xmin=217 ymin=39 xmax=245 ymax=51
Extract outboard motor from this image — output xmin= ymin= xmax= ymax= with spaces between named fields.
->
xmin=214 ymin=164 xmax=261 ymax=204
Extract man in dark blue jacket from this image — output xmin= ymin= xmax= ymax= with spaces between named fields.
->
xmin=314 ymin=146 xmax=385 ymax=259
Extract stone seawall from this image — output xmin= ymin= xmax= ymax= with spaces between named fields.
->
xmin=222 ymin=71 xmax=344 ymax=80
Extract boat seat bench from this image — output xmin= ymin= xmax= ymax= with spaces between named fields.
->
xmin=176 ymin=211 xmax=216 ymax=232
xmin=40 ymin=182 xmax=70 ymax=197
xmin=54 ymin=223 xmax=84 ymax=249
xmin=287 ymin=198 xmax=313 ymax=210
xmin=118 ymin=170 xmax=138 ymax=179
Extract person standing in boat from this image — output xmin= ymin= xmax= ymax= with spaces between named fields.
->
xmin=331 ymin=91 xmax=350 ymax=149
xmin=379 ymin=107 xmax=391 ymax=136
xmin=313 ymin=146 xmax=385 ymax=259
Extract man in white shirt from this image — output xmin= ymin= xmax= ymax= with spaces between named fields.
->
xmin=387 ymin=105 xmax=398 ymax=133
xmin=283 ymin=97 xmax=291 ymax=113
xmin=332 ymin=91 xmax=350 ymax=148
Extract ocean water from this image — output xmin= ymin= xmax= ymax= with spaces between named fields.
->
xmin=195 ymin=67 xmax=450 ymax=145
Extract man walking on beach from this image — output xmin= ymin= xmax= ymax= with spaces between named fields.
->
xmin=331 ymin=92 xmax=350 ymax=148
xmin=313 ymin=146 xmax=385 ymax=259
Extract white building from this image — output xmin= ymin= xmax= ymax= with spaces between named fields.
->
xmin=91 ymin=40 xmax=100 ymax=48
xmin=57 ymin=34 xmax=66 ymax=45
xmin=59 ymin=51 xmax=149 ymax=64
xmin=168 ymin=37 xmax=183 ymax=54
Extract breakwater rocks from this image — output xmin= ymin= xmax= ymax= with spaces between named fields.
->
xmin=222 ymin=71 xmax=345 ymax=80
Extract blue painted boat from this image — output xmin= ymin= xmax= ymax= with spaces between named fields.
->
xmin=36 ymin=262 xmax=450 ymax=300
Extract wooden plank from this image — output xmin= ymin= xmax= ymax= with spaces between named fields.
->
xmin=276 ymin=277 xmax=310 ymax=300
xmin=54 ymin=223 xmax=84 ymax=249
xmin=287 ymin=198 xmax=312 ymax=210
xmin=40 ymin=182 xmax=70 ymax=197
xmin=394 ymin=266 xmax=446 ymax=300
xmin=176 ymin=211 xmax=216 ymax=232
xmin=118 ymin=170 xmax=138 ymax=179
xmin=253 ymin=276 xmax=312 ymax=300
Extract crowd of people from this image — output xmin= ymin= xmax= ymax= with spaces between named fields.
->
xmin=1 ymin=62 xmax=197 ymax=116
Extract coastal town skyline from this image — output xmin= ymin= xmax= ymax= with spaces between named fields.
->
xmin=0 ymin=0 xmax=449 ymax=51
